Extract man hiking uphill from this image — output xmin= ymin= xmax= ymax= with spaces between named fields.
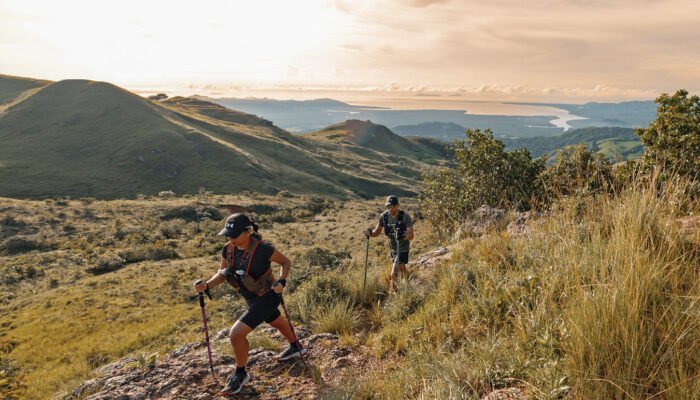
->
xmin=194 ymin=213 xmax=305 ymax=396
xmin=364 ymin=195 xmax=414 ymax=293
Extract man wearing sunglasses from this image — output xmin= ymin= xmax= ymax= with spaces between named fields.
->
xmin=364 ymin=195 xmax=415 ymax=293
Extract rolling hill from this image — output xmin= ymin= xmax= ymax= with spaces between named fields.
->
xmin=304 ymin=119 xmax=445 ymax=162
xmin=0 ymin=78 xmax=438 ymax=199
xmin=393 ymin=121 xmax=466 ymax=140
xmin=501 ymin=126 xmax=643 ymax=159
xmin=0 ymin=74 xmax=51 ymax=105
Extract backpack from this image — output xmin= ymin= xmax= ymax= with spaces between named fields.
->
xmin=383 ymin=210 xmax=406 ymax=238
xmin=224 ymin=233 xmax=275 ymax=296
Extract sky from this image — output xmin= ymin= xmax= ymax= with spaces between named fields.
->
xmin=1 ymin=0 xmax=699 ymax=102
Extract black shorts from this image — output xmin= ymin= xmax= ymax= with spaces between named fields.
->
xmin=239 ymin=292 xmax=281 ymax=329
xmin=390 ymin=251 xmax=409 ymax=264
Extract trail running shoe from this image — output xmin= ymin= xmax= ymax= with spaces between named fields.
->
xmin=278 ymin=342 xmax=307 ymax=361
xmin=218 ymin=372 xmax=249 ymax=396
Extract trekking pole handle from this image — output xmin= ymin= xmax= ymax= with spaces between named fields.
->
xmin=194 ymin=279 xmax=212 ymax=303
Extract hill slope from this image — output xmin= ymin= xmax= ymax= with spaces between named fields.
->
xmin=0 ymin=79 xmax=433 ymax=199
xmin=502 ymin=126 xmax=642 ymax=159
xmin=0 ymin=74 xmax=52 ymax=105
xmin=304 ymin=119 xmax=444 ymax=162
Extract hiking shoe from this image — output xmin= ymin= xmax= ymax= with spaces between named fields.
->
xmin=218 ymin=372 xmax=249 ymax=396
xmin=278 ymin=342 xmax=306 ymax=361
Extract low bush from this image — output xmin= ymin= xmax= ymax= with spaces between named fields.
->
xmin=118 ymin=244 xmax=179 ymax=263
xmin=300 ymin=247 xmax=351 ymax=269
xmin=1 ymin=237 xmax=42 ymax=255
xmin=160 ymin=205 xmax=223 ymax=222
xmin=158 ymin=219 xmax=187 ymax=239
xmin=87 ymin=254 xmax=125 ymax=275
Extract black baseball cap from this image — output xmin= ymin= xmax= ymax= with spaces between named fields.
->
xmin=385 ymin=195 xmax=399 ymax=206
xmin=218 ymin=213 xmax=253 ymax=237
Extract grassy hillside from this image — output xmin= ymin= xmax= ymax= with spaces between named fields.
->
xmin=0 ymin=79 xmax=266 ymax=198
xmin=502 ymin=126 xmax=643 ymax=160
xmin=161 ymin=98 xmax=426 ymax=198
xmin=0 ymin=74 xmax=51 ymax=105
xmin=2 ymin=178 xmax=697 ymax=400
xmin=327 ymin=180 xmax=700 ymax=399
xmin=0 ymin=79 xmax=437 ymax=200
xmin=304 ymin=119 xmax=445 ymax=162
xmin=0 ymin=193 xmax=433 ymax=399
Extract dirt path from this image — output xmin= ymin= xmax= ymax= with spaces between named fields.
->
xmin=0 ymin=87 xmax=45 ymax=117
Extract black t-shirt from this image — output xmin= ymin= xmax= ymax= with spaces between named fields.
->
xmin=221 ymin=241 xmax=276 ymax=299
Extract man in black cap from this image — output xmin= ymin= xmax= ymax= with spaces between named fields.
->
xmin=365 ymin=195 xmax=414 ymax=293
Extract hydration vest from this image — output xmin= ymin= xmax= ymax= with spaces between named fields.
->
xmin=224 ymin=234 xmax=275 ymax=296
xmin=383 ymin=210 xmax=406 ymax=238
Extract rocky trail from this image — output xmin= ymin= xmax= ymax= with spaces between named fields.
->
xmin=70 ymin=328 xmax=369 ymax=400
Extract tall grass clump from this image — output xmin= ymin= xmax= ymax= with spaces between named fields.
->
xmin=339 ymin=174 xmax=698 ymax=399
xmin=314 ymin=300 xmax=361 ymax=335
xmin=557 ymin=177 xmax=700 ymax=399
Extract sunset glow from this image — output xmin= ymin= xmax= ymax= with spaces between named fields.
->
xmin=1 ymin=0 xmax=699 ymax=101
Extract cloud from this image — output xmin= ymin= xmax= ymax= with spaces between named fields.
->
xmin=400 ymin=0 xmax=451 ymax=7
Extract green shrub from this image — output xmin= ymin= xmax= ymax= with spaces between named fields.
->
xmin=301 ymin=247 xmax=351 ymax=269
xmin=0 ymin=216 xmax=26 ymax=227
xmin=268 ymin=209 xmax=295 ymax=223
xmin=539 ymin=144 xmax=613 ymax=200
xmin=158 ymin=219 xmax=186 ymax=239
xmin=87 ymin=254 xmax=125 ymax=275
xmin=1 ymin=237 xmax=42 ymax=255
xmin=637 ymin=89 xmax=700 ymax=178
xmin=302 ymin=196 xmax=332 ymax=213
xmin=118 ymin=244 xmax=179 ymax=263
xmin=420 ymin=129 xmax=545 ymax=240
xmin=160 ymin=205 xmax=223 ymax=222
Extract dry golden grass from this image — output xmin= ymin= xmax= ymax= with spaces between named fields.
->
xmin=0 ymin=193 xmax=432 ymax=399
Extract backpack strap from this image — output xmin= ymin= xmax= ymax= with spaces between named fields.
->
xmin=243 ymin=236 xmax=263 ymax=275
xmin=224 ymin=237 xmax=263 ymax=276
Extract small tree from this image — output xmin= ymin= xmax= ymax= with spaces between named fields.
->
xmin=637 ymin=90 xmax=700 ymax=178
xmin=539 ymin=144 xmax=613 ymax=199
xmin=420 ymin=129 xmax=544 ymax=239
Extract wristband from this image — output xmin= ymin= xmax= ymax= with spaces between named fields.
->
xmin=277 ymin=278 xmax=287 ymax=287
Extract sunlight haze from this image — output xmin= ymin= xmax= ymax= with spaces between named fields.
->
xmin=1 ymin=0 xmax=699 ymax=102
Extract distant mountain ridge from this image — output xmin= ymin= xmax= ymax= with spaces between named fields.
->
xmin=0 ymin=77 xmax=438 ymax=199
xmin=393 ymin=121 xmax=466 ymax=139
xmin=202 ymin=95 xmax=657 ymax=138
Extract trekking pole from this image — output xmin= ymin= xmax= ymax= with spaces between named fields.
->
xmin=194 ymin=279 xmax=215 ymax=377
xmin=278 ymin=293 xmax=307 ymax=368
xmin=394 ymin=230 xmax=401 ymax=273
xmin=362 ymin=234 xmax=370 ymax=303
